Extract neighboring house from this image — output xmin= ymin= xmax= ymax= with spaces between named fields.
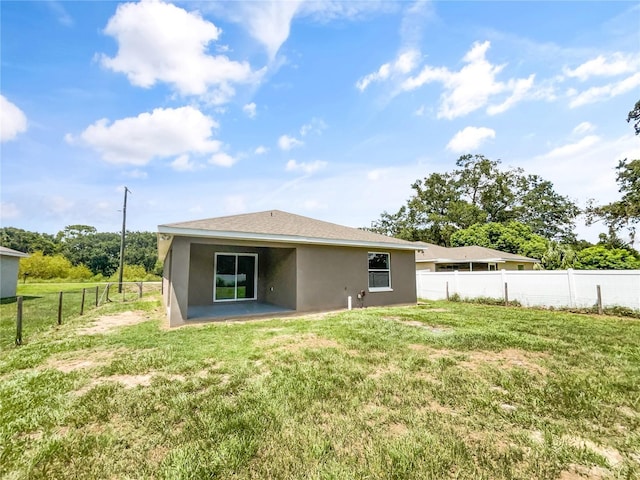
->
xmin=158 ymin=210 xmax=420 ymax=326
xmin=0 ymin=246 xmax=29 ymax=298
xmin=415 ymin=242 xmax=539 ymax=272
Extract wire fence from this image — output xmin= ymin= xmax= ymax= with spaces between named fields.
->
xmin=1 ymin=282 xmax=162 ymax=347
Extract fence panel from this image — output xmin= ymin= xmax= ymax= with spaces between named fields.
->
xmin=417 ymin=270 xmax=640 ymax=310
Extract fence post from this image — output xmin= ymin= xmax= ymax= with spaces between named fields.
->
xmin=57 ymin=291 xmax=63 ymax=325
xmin=16 ymin=296 xmax=23 ymax=346
xmin=504 ymin=282 xmax=509 ymax=306
xmin=446 ymin=281 xmax=450 ymax=301
xmin=105 ymin=283 xmax=111 ymax=302
xmin=596 ymin=285 xmax=603 ymax=315
xmin=80 ymin=288 xmax=86 ymax=316
xmin=95 ymin=286 xmax=99 ymax=307
xmin=138 ymin=282 xmax=143 ymax=298
xmin=567 ymin=269 xmax=576 ymax=308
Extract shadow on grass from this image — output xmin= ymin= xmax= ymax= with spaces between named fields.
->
xmin=0 ymin=295 xmax=42 ymax=305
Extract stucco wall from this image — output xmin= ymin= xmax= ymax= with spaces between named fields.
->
xmin=296 ymin=245 xmax=417 ymax=311
xmin=0 ymin=255 xmax=20 ymax=298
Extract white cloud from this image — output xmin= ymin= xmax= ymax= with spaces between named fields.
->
xmin=542 ymin=135 xmax=601 ymax=159
xmin=401 ymin=41 xmax=535 ymax=119
xmin=236 ymin=1 xmax=304 ymax=59
xmin=70 ymin=106 xmax=221 ymax=165
xmin=125 ymin=169 xmax=148 ymax=179
xmin=573 ymin=122 xmax=595 ymax=135
xmin=171 ymin=154 xmax=198 ymax=171
xmin=564 ymin=53 xmax=640 ymax=81
xmin=46 ymin=195 xmax=74 ymax=214
xmin=254 ymin=145 xmax=269 ymax=155
xmin=99 ymin=0 xmax=259 ymax=99
xmin=568 ymin=72 xmax=640 ymax=108
xmin=278 ymin=134 xmax=303 ymax=150
xmin=1 ymin=95 xmax=27 ymax=142
xmin=243 ymin=102 xmax=257 ymax=118
xmin=414 ymin=105 xmax=425 ymax=116
xmin=300 ymin=117 xmax=327 ymax=136
xmin=210 ymin=152 xmax=236 ymax=167
xmin=285 ymin=159 xmax=327 ymax=174
xmin=446 ymin=127 xmax=496 ymax=153
xmin=0 ymin=202 xmax=20 ymax=219
xmin=223 ymin=194 xmax=247 ymax=214
xmin=356 ymin=49 xmax=420 ymax=91
xmin=486 ymin=75 xmax=535 ymax=115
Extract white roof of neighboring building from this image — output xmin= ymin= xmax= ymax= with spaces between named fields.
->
xmin=0 ymin=246 xmax=29 ymax=258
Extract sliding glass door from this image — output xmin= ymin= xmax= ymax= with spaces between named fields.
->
xmin=214 ymin=253 xmax=257 ymax=302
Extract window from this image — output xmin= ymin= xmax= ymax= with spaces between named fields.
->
xmin=488 ymin=263 xmax=497 ymax=271
xmin=214 ymin=253 xmax=257 ymax=302
xmin=517 ymin=264 xmax=524 ymax=271
xmin=368 ymin=252 xmax=391 ymax=291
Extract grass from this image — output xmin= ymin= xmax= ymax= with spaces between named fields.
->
xmin=0 ymin=289 xmax=638 ymax=479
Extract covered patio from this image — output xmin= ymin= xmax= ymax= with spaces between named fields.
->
xmin=187 ymin=301 xmax=295 ymax=321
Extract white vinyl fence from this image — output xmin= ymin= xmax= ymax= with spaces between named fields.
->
xmin=416 ymin=269 xmax=640 ymax=310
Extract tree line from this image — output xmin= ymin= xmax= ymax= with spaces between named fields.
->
xmin=368 ymin=102 xmax=640 ymax=270
xmin=0 ymin=225 xmax=160 ymax=281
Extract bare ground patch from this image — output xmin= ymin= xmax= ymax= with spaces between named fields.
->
xmin=73 ymin=370 xmax=215 ymax=396
xmin=77 ymin=310 xmax=152 ymax=335
xmin=46 ymin=348 xmax=131 ymax=373
xmin=386 ymin=316 xmax=453 ymax=334
xmin=258 ymin=333 xmax=341 ymax=353
xmin=460 ymin=349 xmax=549 ymax=375
xmin=563 ymin=436 xmax=624 ymax=467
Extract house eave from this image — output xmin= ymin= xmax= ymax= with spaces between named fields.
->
xmin=157 ymin=225 xmax=421 ymax=256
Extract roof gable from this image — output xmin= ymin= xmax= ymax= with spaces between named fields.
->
xmin=0 ymin=246 xmax=29 ymax=258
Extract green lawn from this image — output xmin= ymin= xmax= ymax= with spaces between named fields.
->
xmin=1 ymin=292 xmax=638 ymax=479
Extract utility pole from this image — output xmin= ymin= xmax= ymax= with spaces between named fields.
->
xmin=118 ymin=186 xmax=131 ymax=293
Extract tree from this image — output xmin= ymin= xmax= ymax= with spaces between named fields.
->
xmin=628 ymin=99 xmax=640 ymax=136
xmin=0 ymin=227 xmax=58 ymax=255
xmin=539 ymin=242 xmax=577 ymax=270
xmin=450 ymin=222 xmax=548 ymax=259
xmin=370 ymin=154 xmax=579 ymax=245
xmin=586 ymin=158 xmax=640 ymax=248
xmin=575 ymin=245 xmax=640 ymax=270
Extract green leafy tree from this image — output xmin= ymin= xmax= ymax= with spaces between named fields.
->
xmin=450 ymin=222 xmax=548 ymax=259
xmin=0 ymin=227 xmax=59 ymax=255
xmin=575 ymin=245 xmax=640 ymax=270
xmin=539 ymin=242 xmax=577 ymax=270
xmin=370 ymin=154 xmax=579 ymax=245
xmin=19 ymin=252 xmax=73 ymax=279
xmin=628 ymin=99 xmax=640 ymax=135
xmin=586 ymin=158 xmax=640 ymax=248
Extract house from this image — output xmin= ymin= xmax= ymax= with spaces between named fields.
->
xmin=415 ymin=242 xmax=539 ymax=272
xmin=158 ymin=210 xmax=420 ymax=326
xmin=0 ymin=246 xmax=29 ymax=298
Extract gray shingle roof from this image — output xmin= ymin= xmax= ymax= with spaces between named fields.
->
xmin=159 ymin=210 xmax=419 ymax=249
xmin=415 ymin=242 xmax=539 ymax=263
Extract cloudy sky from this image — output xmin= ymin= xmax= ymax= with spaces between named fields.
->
xmin=1 ymin=1 xmax=639 ymax=241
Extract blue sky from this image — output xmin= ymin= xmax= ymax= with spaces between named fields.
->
xmin=1 ymin=1 xmax=639 ymax=242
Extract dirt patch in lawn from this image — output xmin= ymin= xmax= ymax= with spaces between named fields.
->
xmin=73 ymin=370 xmax=209 ymax=396
xmin=77 ymin=311 xmax=151 ymax=335
xmin=386 ymin=317 xmax=453 ymax=334
xmin=558 ymin=465 xmax=611 ymax=479
xmin=259 ymin=333 xmax=341 ymax=352
xmin=46 ymin=348 xmax=130 ymax=373
xmin=461 ymin=349 xmax=549 ymax=375
xmin=563 ymin=436 xmax=624 ymax=467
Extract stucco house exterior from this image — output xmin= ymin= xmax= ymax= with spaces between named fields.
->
xmin=158 ymin=210 xmax=420 ymax=327
xmin=0 ymin=246 xmax=29 ymax=298
xmin=415 ymin=242 xmax=539 ymax=272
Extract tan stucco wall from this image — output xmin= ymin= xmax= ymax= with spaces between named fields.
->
xmin=163 ymin=236 xmax=418 ymax=326
xmin=296 ymin=245 xmax=417 ymax=311
xmin=0 ymin=255 xmax=20 ymax=298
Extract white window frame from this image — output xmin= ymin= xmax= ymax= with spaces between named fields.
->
xmin=213 ymin=253 xmax=258 ymax=302
xmin=488 ymin=263 xmax=497 ymax=271
xmin=368 ymin=252 xmax=392 ymax=292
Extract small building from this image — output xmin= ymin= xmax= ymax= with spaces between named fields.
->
xmin=415 ymin=242 xmax=539 ymax=272
xmin=0 ymin=246 xmax=29 ymax=298
xmin=158 ymin=210 xmax=420 ymax=326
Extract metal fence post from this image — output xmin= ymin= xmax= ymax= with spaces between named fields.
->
xmin=16 ymin=296 xmax=23 ymax=345
xmin=57 ymin=291 xmax=63 ymax=325
xmin=446 ymin=281 xmax=450 ymax=301
xmin=95 ymin=286 xmax=99 ymax=307
xmin=504 ymin=282 xmax=509 ymax=306
xmin=80 ymin=288 xmax=86 ymax=316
